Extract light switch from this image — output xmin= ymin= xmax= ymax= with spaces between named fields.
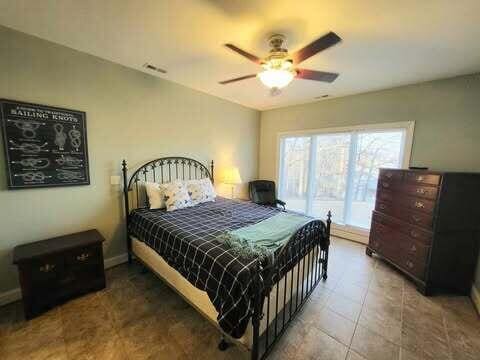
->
xmin=110 ymin=175 xmax=121 ymax=185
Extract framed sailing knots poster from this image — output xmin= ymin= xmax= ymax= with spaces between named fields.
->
xmin=0 ymin=99 xmax=90 ymax=189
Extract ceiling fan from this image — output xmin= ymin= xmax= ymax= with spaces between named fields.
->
xmin=219 ymin=32 xmax=341 ymax=94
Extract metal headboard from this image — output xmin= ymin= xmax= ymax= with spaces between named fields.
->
xmin=122 ymin=156 xmax=214 ymax=262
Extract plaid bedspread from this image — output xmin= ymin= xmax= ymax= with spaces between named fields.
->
xmin=128 ymin=197 xmax=315 ymax=338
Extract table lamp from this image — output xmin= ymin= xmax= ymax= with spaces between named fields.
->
xmin=222 ymin=167 xmax=242 ymax=199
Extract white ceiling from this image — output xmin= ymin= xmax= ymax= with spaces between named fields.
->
xmin=1 ymin=0 xmax=480 ymax=110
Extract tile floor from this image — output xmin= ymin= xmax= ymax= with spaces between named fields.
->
xmin=0 ymin=237 xmax=479 ymax=360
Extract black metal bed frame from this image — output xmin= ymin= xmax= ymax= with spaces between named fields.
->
xmin=121 ymin=156 xmax=331 ymax=360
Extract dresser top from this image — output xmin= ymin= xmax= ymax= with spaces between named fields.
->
xmin=13 ymin=229 xmax=104 ymax=264
xmin=379 ymin=168 xmax=480 ymax=178
xmin=380 ymin=168 xmax=480 ymax=176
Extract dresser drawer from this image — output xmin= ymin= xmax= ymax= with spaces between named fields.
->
xmin=372 ymin=211 xmax=433 ymax=245
xmin=396 ymin=210 xmax=434 ymax=229
xmin=379 ymin=169 xmax=403 ymax=183
xmin=399 ymin=236 xmax=430 ymax=264
xmin=376 ymin=201 xmax=434 ymax=229
xmin=402 ymin=225 xmax=432 ymax=245
xmin=375 ymin=200 xmax=393 ymax=215
xmin=404 ymin=172 xmax=441 ymax=186
xmin=369 ymin=218 xmax=428 ymax=280
xmin=377 ymin=189 xmax=394 ymax=203
xmin=400 ymin=184 xmax=439 ymax=200
xmin=399 ymin=256 xmax=426 ymax=280
xmin=369 ymin=232 xmax=397 ymax=261
xmin=378 ymin=179 xmax=396 ymax=192
xmin=370 ymin=221 xmax=395 ymax=247
xmin=398 ymin=196 xmax=436 ymax=215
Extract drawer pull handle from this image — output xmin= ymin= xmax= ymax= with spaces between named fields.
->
xmin=416 ymin=188 xmax=426 ymax=195
xmin=382 ymin=182 xmax=390 ymax=188
xmin=379 ymin=204 xmax=387 ymax=210
xmin=411 ymin=215 xmax=421 ymax=223
xmin=416 ymin=175 xmax=424 ymax=182
xmin=410 ymin=245 xmax=417 ymax=252
xmin=39 ymin=264 xmax=55 ymax=272
xmin=414 ymin=201 xmax=425 ymax=208
xmin=406 ymin=260 xmax=414 ymax=269
xmin=76 ymin=253 xmax=90 ymax=261
xmin=410 ymin=230 xmax=419 ymax=238
xmin=385 ymin=172 xmax=393 ymax=178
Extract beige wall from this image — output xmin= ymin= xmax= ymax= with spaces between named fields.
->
xmin=0 ymin=26 xmax=260 ymax=293
xmin=259 ymin=73 xmax=480 ymax=291
xmin=2 ymin=23 xmax=479 ymax=296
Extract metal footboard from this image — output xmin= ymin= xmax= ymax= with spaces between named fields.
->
xmin=251 ymin=214 xmax=331 ymax=360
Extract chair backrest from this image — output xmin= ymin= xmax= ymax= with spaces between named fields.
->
xmin=249 ymin=180 xmax=276 ymax=205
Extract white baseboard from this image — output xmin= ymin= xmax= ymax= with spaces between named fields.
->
xmin=0 ymin=252 xmax=128 ymax=307
xmin=0 ymin=288 xmax=22 ymax=307
xmin=471 ymin=284 xmax=480 ymax=315
xmin=331 ymin=227 xmax=369 ymax=244
xmin=103 ymin=252 xmax=129 ymax=269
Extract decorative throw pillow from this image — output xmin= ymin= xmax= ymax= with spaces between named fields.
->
xmin=144 ymin=181 xmax=167 ymax=209
xmin=163 ymin=181 xmax=192 ymax=211
xmin=185 ymin=178 xmax=216 ymax=205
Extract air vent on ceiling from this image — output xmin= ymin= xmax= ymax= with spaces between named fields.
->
xmin=315 ymin=94 xmax=330 ymax=99
xmin=143 ymin=63 xmax=167 ymax=74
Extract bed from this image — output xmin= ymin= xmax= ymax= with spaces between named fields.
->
xmin=121 ymin=157 xmax=331 ymax=360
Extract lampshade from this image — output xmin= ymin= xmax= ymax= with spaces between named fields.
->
xmin=258 ymin=59 xmax=296 ymax=89
xmin=258 ymin=69 xmax=295 ymax=89
xmin=222 ymin=167 xmax=242 ymax=185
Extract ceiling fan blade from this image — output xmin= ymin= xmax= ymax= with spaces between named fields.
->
xmin=296 ymin=69 xmax=339 ymax=83
xmin=292 ymin=32 xmax=342 ymax=64
xmin=219 ymin=74 xmax=257 ymax=85
xmin=224 ymin=44 xmax=262 ymax=64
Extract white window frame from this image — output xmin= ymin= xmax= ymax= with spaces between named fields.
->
xmin=276 ymin=121 xmax=415 ymax=243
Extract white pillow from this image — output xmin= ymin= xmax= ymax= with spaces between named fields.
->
xmin=185 ymin=178 xmax=216 ymax=205
xmin=163 ymin=181 xmax=193 ymax=211
xmin=144 ymin=181 xmax=167 ymax=209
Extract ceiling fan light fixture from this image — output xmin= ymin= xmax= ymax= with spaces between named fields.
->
xmin=258 ymin=68 xmax=295 ymax=89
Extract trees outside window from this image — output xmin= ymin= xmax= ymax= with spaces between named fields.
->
xmin=279 ymin=126 xmax=409 ymax=230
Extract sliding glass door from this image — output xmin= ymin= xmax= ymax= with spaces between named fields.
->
xmin=278 ymin=123 xmax=413 ymax=233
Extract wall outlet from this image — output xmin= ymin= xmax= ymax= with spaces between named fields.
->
xmin=110 ymin=175 xmax=121 ymax=185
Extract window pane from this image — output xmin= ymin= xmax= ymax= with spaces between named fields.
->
xmin=349 ymin=130 xmax=405 ymax=228
xmin=280 ymin=137 xmax=311 ymax=213
xmin=311 ymin=133 xmax=351 ymax=222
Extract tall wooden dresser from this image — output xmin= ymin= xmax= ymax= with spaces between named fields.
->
xmin=367 ymin=168 xmax=480 ymax=295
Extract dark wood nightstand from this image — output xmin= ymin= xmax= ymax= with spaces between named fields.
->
xmin=13 ymin=229 xmax=106 ymax=319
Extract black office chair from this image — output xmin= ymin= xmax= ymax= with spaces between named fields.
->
xmin=249 ymin=180 xmax=286 ymax=210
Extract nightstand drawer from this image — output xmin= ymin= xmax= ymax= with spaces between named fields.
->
xmin=28 ymin=257 xmax=64 ymax=286
xmin=66 ymin=244 xmax=102 ymax=268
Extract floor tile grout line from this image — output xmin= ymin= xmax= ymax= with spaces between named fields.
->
xmin=344 ymin=258 xmax=375 ymax=359
xmin=441 ymin=309 xmax=454 ymax=360
xmin=399 ymin=276 xmax=405 ymax=360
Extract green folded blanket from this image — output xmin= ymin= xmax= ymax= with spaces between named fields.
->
xmin=217 ymin=212 xmax=312 ymax=261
